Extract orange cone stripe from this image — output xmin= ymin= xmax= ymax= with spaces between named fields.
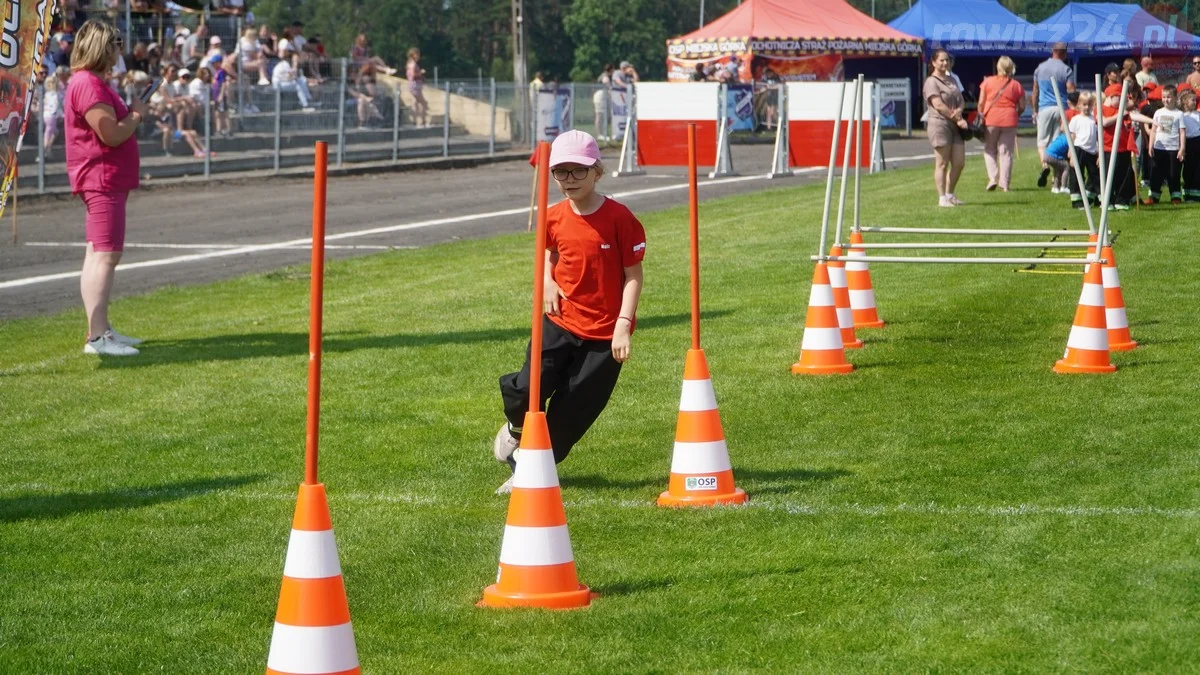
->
xmin=674 ymin=408 xmax=725 ymax=443
xmin=806 ymin=304 xmax=839 ymax=325
xmin=495 ymin=561 xmax=581 ymax=594
xmin=268 ymin=667 xmax=360 ymax=675
xmin=505 ymin=487 xmax=568 ymax=527
xmin=682 ymin=350 xmax=711 ymax=380
xmin=292 ymin=484 xmax=333 ymax=532
xmin=1061 ymin=347 xmax=1113 ymax=367
xmin=275 ymin=576 xmax=352 ymax=626
xmin=668 ymin=470 xmax=737 ymax=495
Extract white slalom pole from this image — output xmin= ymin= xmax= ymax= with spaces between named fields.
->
xmin=851 ymin=241 xmax=1093 ymax=249
xmin=1094 ymin=74 xmax=1107 ymax=206
xmin=1097 ymin=81 xmax=1129 ymax=257
xmin=817 ymin=81 xmax=848 ymax=259
xmin=1052 ymin=81 xmax=1095 ymax=234
xmin=853 ymin=75 xmax=865 ymax=233
xmin=816 ymin=255 xmax=1102 ymax=265
xmin=862 ymin=227 xmax=1092 ymax=236
xmin=834 ymin=77 xmax=861 ymax=246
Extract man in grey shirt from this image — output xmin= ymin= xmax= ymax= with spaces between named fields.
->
xmin=1032 ymin=43 xmax=1076 ymax=182
xmin=182 ymin=24 xmax=208 ymax=70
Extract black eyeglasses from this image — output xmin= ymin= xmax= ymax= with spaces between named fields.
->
xmin=1193 ymin=61 xmax=1200 ymax=66
xmin=551 ymin=167 xmax=593 ymax=181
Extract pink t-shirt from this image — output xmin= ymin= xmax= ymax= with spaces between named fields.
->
xmin=65 ymin=70 xmax=140 ymax=193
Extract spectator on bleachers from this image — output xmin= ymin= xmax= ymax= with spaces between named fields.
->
xmin=406 ymin=47 xmax=428 ymax=127
xmin=210 ymin=55 xmax=233 ymax=137
xmin=128 ymin=42 xmax=151 ymax=75
xmin=188 ymin=66 xmax=209 ymax=103
xmin=151 ymin=89 xmax=209 ymax=157
xmin=257 ymin=24 xmax=277 ymax=64
xmin=237 ymin=26 xmax=269 ymax=85
xmin=351 ymin=63 xmax=384 ymax=128
xmin=52 ymin=33 xmax=73 ymax=75
xmin=167 ymin=66 xmax=197 ymax=131
xmin=277 ymin=26 xmax=296 ymax=69
xmin=272 ymin=56 xmax=316 ymax=112
xmin=306 ymin=34 xmax=331 ymax=82
xmin=43 ymin=66 xmax=68 ymax=150
xmin=214 ymin=0 xmax=245 ymax=15
xmin=182 ymin=24 xmax=207 ymax=70
xmin=201 ymin=35 xmax=224 ymax=70
xmin=350 ymin=33 xmax=396 ymax=76
xmin=146 ymin=42 xmax=162 ymax=75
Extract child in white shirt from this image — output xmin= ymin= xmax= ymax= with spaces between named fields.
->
xmin=1180 ymin=90 xmax=1200 ymax=202
xmin=1067 ymin=91 xmax=1101 ymax=209
xmin=1148 ymin=84 xmax=1186 ymax=204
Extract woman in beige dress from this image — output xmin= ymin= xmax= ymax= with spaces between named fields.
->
xmin=923 ymin=49 xmax=970 ymax=207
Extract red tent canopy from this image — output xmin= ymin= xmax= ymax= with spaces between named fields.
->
xmin=668 ymin=0 xmax=922 ymax=59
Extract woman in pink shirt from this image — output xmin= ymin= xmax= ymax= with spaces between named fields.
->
xmin=978 ymin=56 xmax=1027 ymax=192
xmin=65 ymin=20 xmax=150 ymax=356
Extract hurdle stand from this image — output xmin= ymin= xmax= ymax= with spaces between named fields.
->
xmin=613 ymin=84 xmax=645 ymax=177
xmin=767 ymin=81 xmax=793 ymax=179
xmin=710 ymin=84 xmax=738 ymax=178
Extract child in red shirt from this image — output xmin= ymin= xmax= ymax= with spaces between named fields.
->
xmin=1101 ymin=84 xmax=1153 ymax=209
xmin=493 ymin=130 xmax=646 ymax=493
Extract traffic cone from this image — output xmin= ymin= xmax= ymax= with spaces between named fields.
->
xmin=792 ymin=262 xmax=854 ymax=374
xmin=266 ymin=484 xmax=359 ymax=675
xmin=1053 ymin=262 xmax=1116 ymax=374
xmin=658 ymin=349 xmax=748 ymax=508
xmin=847 ymin=231 xmax=885 ymax=328
xmin=480 ymin=411 xmax=591 ymax=609
xmin=827 ymin=244 xmax=863 ymax=349
xmin=1100 ymin=244 xmax=1137 ymax=351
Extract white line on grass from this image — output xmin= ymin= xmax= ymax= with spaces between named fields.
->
xmin=5 ymin=484 xmax=1193 ymax=519
xmin=23 ymin=242 xmax=405 ymax=251
xmin=0 ymin=152 xmax=948 ymax=292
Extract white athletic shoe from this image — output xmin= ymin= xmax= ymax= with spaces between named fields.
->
xmin=938 ymin=195 xmax=955 ymax=208
xmin=493 ymin=424 xmax=520 ymax=466
xmin=495 ymin=477 xmax=514 ymax=495
xmin=104 ymin=327 xmax=143 ymax=346
xmin=948 ymin=194 xmax=965 ymax=206
xmin=83 ymin=335 xmax=139 ymax=356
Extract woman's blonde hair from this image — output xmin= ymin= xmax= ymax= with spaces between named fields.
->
xmin=71 ymin=20 xmax=121 ymax=74
xmin=996 ymin=56 xmax=1016 ymax=77
xmin=407 ymin=47 xmax=420 ymax=61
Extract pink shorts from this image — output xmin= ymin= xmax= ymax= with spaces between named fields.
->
xmin=81 ymin=190 xmax=128 ymax=252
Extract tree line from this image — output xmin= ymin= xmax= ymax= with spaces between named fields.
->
xmin=249 ymin=0 xmax=1197 ymax=84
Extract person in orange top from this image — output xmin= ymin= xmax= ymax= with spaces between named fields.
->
xmin=1101 ymin=84 xmax=1154 ymax=209
xmin=493 ymin=130 xmax=646 ymax=494
xmin=978 ymin=55 xmax=1026 ymax=192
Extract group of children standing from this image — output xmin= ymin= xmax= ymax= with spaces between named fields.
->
xmin=1044 ymin=82 xmax=1200 ymax=209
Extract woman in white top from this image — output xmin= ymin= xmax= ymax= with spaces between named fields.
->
xmin=237 ymin=27 xmax=269 ymax=85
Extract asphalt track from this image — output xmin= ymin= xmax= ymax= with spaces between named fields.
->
xmin=0 ymin=139 xmax=941 ymax=320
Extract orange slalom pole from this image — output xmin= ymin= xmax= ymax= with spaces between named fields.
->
xmin=688 ymin=123 xmax=700 ymax=350
xmin=305 ymin=142 xmax=328 ymax=486
xmin=529 ymin=142 xmax=551 ymax=413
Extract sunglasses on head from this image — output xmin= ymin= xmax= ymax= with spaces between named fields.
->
xmin=551 ymin=167 xmax=594 ymax=181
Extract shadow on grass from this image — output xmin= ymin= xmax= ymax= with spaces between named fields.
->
xmin=565 ymin=474 xmax=661 ymax=491
xmin=0 ymin=474 xmax=264 ymax=523
xmin=96 ymin=310 xmax=734 ymax=368
xmin=595 ymin=577 xmax=678 ymax=596
xmin=738 ymin=467 xmax=852 ymax=495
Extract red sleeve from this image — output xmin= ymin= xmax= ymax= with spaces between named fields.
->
xmin=544 ymin=204 xmax=558 ymax=252
xmin=618 ymin=208 xmax=646 ymax=267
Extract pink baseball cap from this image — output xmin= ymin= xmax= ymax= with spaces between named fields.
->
xmin=549 ymin=130 xmax=601 ymax=167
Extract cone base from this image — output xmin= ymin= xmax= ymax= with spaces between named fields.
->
xmin=479 ymin=583 xmax=592 ymax=610
xmin=1109 ymin=339 xmax=1137 ymax=352
xmin=791 ymin=362 xmax=854 ymax=375
xmin=657 ymin=488 xmax=748 ymax=508
xmin=854 ymin=320 xmax=886 ymax=329
xmin=843 ymin=338 xmax=864 ymax=349
xmin=1053 ymin=360 xmax=1117 ymax=374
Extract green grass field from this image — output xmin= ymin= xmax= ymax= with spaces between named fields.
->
xmin=3 ymin=154 xmax=1199 ymax=672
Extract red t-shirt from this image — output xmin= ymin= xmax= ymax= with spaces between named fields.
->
xmin=546 ymin=197 xmax=646 ymax=340
xmin=1064 ymin=109 xmax=1079 ymax=123
xmin=1101 ymin=104 xmax=1137 ymax=153
xmin=65 ymin=70 xmax=140 ymax=193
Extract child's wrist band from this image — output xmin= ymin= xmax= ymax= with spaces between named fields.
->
xmin=617 ymin=316 xmax=633 ymax=323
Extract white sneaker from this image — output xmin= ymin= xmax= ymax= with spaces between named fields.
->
xmin=495 ymin=477 xmax=514 ymax=495
xmin=83 ymin=335 xmax=139 ymax=356
xmin=938 ymin=195 xmax=955 ymax=208
xmin=257 ymin=77 xmax=270 ymax=86
xmin=493 ymin=424 xmax=520 ymax=466
xmin=104 ymin=327 xmax=143 ymax=346
xmin=948 ymin=194 xmax=965 ymax=206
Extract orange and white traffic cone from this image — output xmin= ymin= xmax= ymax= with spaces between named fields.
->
xmin=828 ymin=244 xmax=863 ymax=349
xmin=481 ymin=412 xmax=591 ymax=609
xmin=658 ymin=349 xmax=748 ymax=508
xmin=792 ymin=261 xmax=854 ymax=374
xmin=1053 ymin=261 xmax=1116 ymax=374
xmin=266 ymin=484 xmax=359 ymax=675
xmin=1099 ymin=244 xmax=1137 ymax=351
xmin=847 ymin=231 xmax=885 ymax=328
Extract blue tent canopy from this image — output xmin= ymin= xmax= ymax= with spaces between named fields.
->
xmin=1035 ymin=3 xmax=1200 ymax=55
xmin=888 ymin=0 xmax=1044 ymax=56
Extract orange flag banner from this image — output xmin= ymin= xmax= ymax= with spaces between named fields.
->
xmin=0 ymin=0 xmax=57 ymax=219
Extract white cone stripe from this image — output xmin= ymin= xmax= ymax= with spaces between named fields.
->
xmin=800 ymin=326 xmax=844 ymax=351
xmin=1106 ymin=307 xmax=1129 ymax=330
xmin=266 ymin=622 xmax=359 ymax=674
xmin=1101 ymin=266 xmax=1121 ymax=287
xmin=670 ymin=440 xmax=733 ymax=474
xmin=848 ymin=288 xmax=876 ymax=309
xmin=1066 ymin=326 xmax=1109 ymax=351
xmin=836 ymin=306 xmax=854 ymax=330
xmin=807 ymin=283 xmax=836 ymax=307
xmin=498 ymin=524 xmax=575 ymax=566
xmin=512 ymin=448 xmax=561 ymax=489
xmin=282 ymin=529 xmax=343 ymax=579
xmin=1080 ymin=283 xmax=1104 ymax=306
xmin=679 ymin=379 xmax=718 ymax=412
xmin=828 ymin=265 xmax=848 ymax=288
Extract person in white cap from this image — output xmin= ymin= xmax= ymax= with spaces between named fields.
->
xmin=492 ymin=129 xmax=646 ymax=494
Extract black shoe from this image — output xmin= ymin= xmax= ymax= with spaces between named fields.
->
xmin=1037 ymin=167 xmax=1050 ymax=187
